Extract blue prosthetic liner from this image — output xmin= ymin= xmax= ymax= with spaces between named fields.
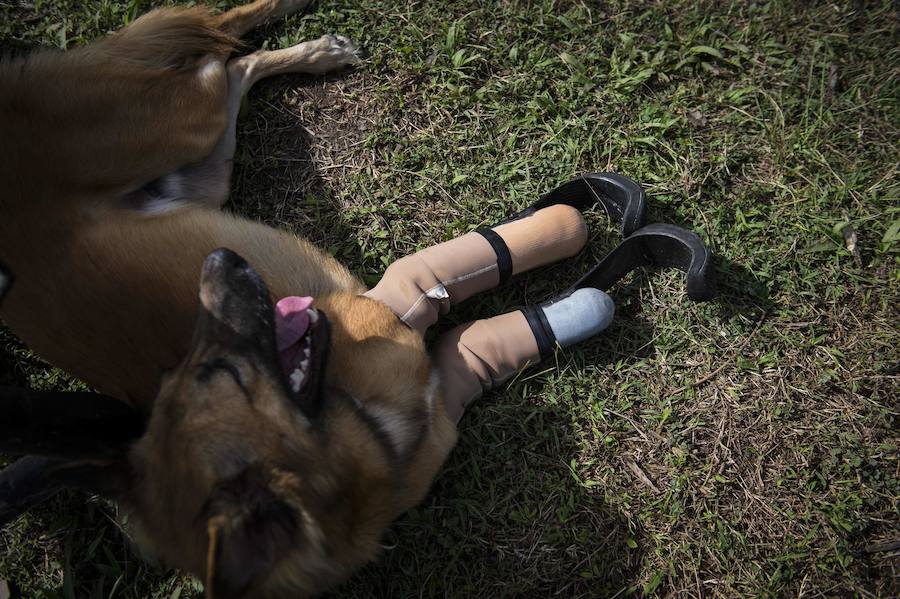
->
xmin=522 ymin=287 xmax=614 ymax=360
xmin=542 ymin=288 xmax=615 ymax=347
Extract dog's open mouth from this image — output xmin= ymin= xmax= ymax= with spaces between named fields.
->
xmin=275 ymin=296 xmax=329 ymax=404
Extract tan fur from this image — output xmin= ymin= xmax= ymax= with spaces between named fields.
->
xmin=0 ymin=11 xmax=235 ymax=196
xmin=0 ymin=2 xmax=457 ymax=596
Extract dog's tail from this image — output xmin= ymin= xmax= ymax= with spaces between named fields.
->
xmin=87 ymin=7 xmax=241 ymax=71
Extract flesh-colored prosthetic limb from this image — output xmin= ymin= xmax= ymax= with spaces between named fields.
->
xmin=432 ymin=310 xmax=539 ymax=423
xmin=433 ymin=288 xmax=614 ymax=423
xmin=364 ymin=204 xmax=616 ymax=423
xmin=365 ymin=204 xmax=588 ymax=334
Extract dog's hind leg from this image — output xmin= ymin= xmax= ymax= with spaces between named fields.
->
xmin=228 ymin=34 xmax=362 ymax=86
xmin=216 ymin=0 xmax=315 ymax=37
xmin=132 ymin=35 xmax=360 ymax=212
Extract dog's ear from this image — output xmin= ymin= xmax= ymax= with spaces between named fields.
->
xmin=0 ymin=386 xmax=140 ymax=520
xmin=48 ymin=456 xmax=134 ymax=499
xmin=204 ymin=466 xmax=299 ymax=599
xmin=0 ymin=386 xmax=143 ymax=459
xmin=0 ymin=381 xmax=140 ymax=522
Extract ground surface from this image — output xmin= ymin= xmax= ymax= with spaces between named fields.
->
xmin=1 ymin=0 xmax=898 ymax=597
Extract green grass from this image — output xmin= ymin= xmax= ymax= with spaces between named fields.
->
xmin=2 ymin=0 xmax=898 ymax=597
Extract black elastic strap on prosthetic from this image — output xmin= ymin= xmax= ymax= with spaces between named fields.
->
xmin=521 ymin=306 xmax=556 ymax=360
xmin=475 ymin=228 xmax=513 ymax=284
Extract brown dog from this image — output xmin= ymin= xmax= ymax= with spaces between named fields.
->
xmin=0 ymin=1 xmax=456 ymax=596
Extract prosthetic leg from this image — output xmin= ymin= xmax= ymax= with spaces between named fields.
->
xmin=365 ymin=173 xmax=715 ymax=422
xmin=366 ymin=204 xmax=616 ymax=422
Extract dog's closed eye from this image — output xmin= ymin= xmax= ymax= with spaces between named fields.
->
xmin=196 ymin=359 xmax=246 ymax=391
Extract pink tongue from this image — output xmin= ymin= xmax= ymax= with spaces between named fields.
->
xmin=275 ymin=296 xmax=314 ymax=353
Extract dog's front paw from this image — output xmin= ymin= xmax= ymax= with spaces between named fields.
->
xmin=307 ymin=34 xmax=362 ymax=74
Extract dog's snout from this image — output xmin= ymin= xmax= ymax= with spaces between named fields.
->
xmin=201 ymin=248 xmax=268 ymax=302
xmin=197 ymin=248 xmax=276 ymax=348
xmin=202 ymin=247 xmax=247 ymax=280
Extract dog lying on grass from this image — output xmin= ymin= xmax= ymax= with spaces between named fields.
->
xmin=0 ymin=1 xmax=459 ymax=596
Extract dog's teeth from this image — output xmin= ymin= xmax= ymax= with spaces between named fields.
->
xmin=307 ymin=309 xmax=319 ymax=323
xmin=303 ymin=347 xmax=311 ymax=358
xmin=290 ymin=368 xmax=306 ymax=392
xmin=300 ymin=359 xmax=310 ymax=371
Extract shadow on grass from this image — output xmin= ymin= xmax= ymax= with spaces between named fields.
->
xmin=228 ymin=73 xmax=366 ymax=270
xmin=643 ymin=202 xmax=775 ymax=324
xmin=330 ymin=403 xmax=642 ymax=598
xmin=709 ymin=255 xmax=774 ymax=324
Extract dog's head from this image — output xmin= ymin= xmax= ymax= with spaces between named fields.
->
xmin=127 ymin=249 xmax=438 ymax=596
